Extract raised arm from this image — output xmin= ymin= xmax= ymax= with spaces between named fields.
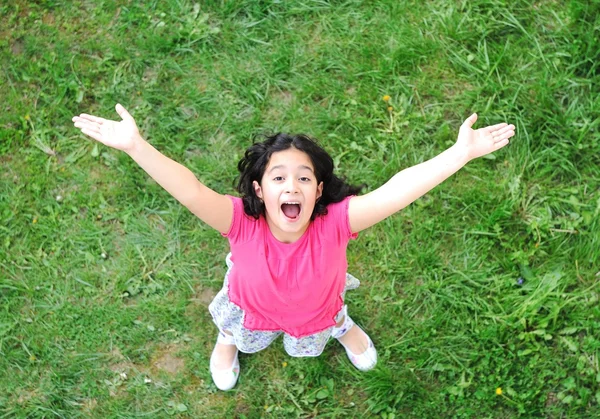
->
xmin=348 ymin=113 xmax=515 ymax=233
xmin=72 ymin=104 xmax=233 ymax=233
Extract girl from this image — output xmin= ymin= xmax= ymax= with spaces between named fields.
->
xmin=72 ymin=104 xmax=515 ymax=391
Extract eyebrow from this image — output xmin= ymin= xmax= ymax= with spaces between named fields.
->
xmin=268 ymin=164 xmax=314 ymax=174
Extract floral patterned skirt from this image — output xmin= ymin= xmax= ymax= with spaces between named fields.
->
xmin=208 ymin=253 xmax=360 ymax=357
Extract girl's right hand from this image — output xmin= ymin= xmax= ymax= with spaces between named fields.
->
xmin=72 ymin=104 xmax=142 ymax=153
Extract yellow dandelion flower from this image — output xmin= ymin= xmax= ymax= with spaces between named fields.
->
xmin=32 ymin=217 xmax=38 ymax=224
xmin=24 ymin=114 xmax=31 ymax=121
xmin=264 ymin=405 xmax=269 ymax=410
xmin=387 ymin=106 xmax=393 ymax=111
xmin=29 ymin=355 xmax=37 ymax=361
xmin=496 ymin=387 xmax=502 ymax=396
xmin=282 ymin=362 xmax=288 ymax=367
xmin=382 ymin=95 xmax=391 ymax=102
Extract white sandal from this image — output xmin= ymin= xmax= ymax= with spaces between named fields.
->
xmin=331 ymin=306 xmax=377 ymax=371
xmin=209 ymin=331 xmax=240 ymax=391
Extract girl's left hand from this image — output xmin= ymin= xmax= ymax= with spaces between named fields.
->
xmin=456 ymin=113 xmax=515 ymax=161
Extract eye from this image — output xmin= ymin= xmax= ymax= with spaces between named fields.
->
xmin=273 ymin=176 xmax=284 ymax=181
xmin=299 ymin=177 xmax=311 ymax=182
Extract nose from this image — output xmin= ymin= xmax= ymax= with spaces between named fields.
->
xmin=284 ymin=178 xmax=299 ymax=194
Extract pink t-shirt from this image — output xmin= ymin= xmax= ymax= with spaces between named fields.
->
xmin=222 ymin=195 xmax=358 ymax=338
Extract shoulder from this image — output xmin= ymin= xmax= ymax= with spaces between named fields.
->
xmin=222 ymin=195 xmax=261 ymax=242
xmin=319 ymin=196 xmax=353 ymax=220
xmin=314 ymin=196 xmax=357 ymax=241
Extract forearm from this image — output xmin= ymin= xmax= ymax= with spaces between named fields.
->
xmin=389 ymin=144 xmax=470 ymax=209
xmin=72 ymin=105 xmax=234 ymax=231
xmin=361 ymin=144 xmax=470 ymax=218
xmin=349 ymin=114 xmax=514 ymax=233
xmin=126 ymin=136 xmax=204 ymax=207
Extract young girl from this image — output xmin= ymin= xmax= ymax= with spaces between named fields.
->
xmin=72 ymin=104 xmax=514 ymax=391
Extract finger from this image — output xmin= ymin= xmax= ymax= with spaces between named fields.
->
xmin=493 ymin=129 xmax=515 ymax=143
xmin=462 ymin=113 xmax=478 ymax=129
xmin=81 ymin=128 xmax=104 ymax=143
xmin=115 ymin=103 xmax=134 ymax=122
xmin=485 ymin=122 xmax=508 ymax=132
xmin=492 ymin=124 xmax=515 ymax=136
xmin=74 ymin=120 xmax=101 ymax=133
xmin=76 ymin=114 xmax=106 ymax=124
xmin=494 ymin=138 xmax=510 ymax=149
xmin=492 ymin=126 xmax=515 ymax=141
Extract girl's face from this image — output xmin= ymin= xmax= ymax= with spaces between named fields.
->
xmin=253 ymin=147 xmax=323 ymax=243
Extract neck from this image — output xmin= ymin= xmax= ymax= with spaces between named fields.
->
xmin=265 ymin=216 xmax=310 ymax=244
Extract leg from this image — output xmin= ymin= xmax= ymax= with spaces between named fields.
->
xmin=335 ymin=315 xmax=370 ymax=355
xmin=210 ymin=329 xmax=240 ymax=391
xmin=208 ymin=254 xmax=275 ymax=390
xmin=209 ymin=325 xmax=282 ymax=391
xmin=212 ymin=330 xmax=238 ymax=369
xmin=331 ymin=306 xmax=377 ymax=371
xmin=283 ymin=328 xmax=330 ymax=358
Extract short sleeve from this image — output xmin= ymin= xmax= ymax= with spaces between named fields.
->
xmin=341 ymin=196 xmax=359 ymax=240
xmin=317 ymin=196 xmax=358 ymax=242
xmin=221 ymin=195 xmax=257 ymax=244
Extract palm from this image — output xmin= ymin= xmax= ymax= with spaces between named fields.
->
xmin=456 ymin=113 xmax=515 ymax=160
xmin=72 ymin=104 xmax=140 ymax=152
xmin=97 ymin=119 xmax=138 ymax=149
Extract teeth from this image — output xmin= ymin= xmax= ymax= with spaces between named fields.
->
xmin=283 ymin=201 xmax=300 ymax=205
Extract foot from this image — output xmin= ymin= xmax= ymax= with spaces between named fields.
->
xmin=210 ymin=333 xmax=240 ymax=391
xmin=337 ymin=324 xmax=370 ymax=355
xmin=335 ymin=323 xmax=377 ymax=371
xmin=211 ymin=343 xmax=238 ymax=370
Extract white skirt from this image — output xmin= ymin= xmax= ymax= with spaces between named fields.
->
xmin=208 ymin=253 xmax=361 ymax=357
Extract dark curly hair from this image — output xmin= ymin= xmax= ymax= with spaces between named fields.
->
xmin=236 ymin=133 xmax=364 ymax=220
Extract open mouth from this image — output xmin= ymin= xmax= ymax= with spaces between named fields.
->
xmin=281 ymin=202 xmax=301 ymax=221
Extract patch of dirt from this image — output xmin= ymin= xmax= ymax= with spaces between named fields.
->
xmin=15 ymin=388 xmax=41 ymax=405
xmin=274 ymin=90 xmax=293 ymax=106
xmin=265 ymin=89 xmax=295 ymax=121
xmin=208 ymin=129 xmax=233 ymax=146
xmin=81 ymin=398 xmax=98 ymax=413
xmin=148 ymin=213 xmax=166 ymax=231
xmin=154 ymin=352 xmax=184 ymax=374
xmin=142 ymin=66 xmax=160 ymax=86
xmin=545 ymin=392 xmax=559 ymax=407
xmin=190 ymin=285 xmax=217 ymax=306
xmin=42 ymin=13 xmax=55 ymax=25
xmin=11 ymin=38 xmax=25 ymax=55
xmin=108 ymin=347 xmax=135 ymax=373
xmin=234 ymin=397 xmax=252 ymax=417
xmin=152 ymin=344 xmax=185 ymax=375
xmin=179 ymin=105 xmax=198 ymax=119
xmin=86 ymin=166 xmax=107 ymax=184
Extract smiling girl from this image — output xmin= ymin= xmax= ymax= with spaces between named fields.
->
xmin=73 ymin=104 xmax=514 ymax=390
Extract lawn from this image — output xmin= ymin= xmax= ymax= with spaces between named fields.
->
xmin=1 ymin=0 xmax=599 ymax=417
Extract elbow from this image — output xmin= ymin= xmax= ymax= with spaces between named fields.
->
xmin=179 ymin=183 xmax=205 ymax=208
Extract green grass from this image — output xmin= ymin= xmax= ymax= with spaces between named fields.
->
xmin=1 ymin=0 xmax=599 ymax=417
